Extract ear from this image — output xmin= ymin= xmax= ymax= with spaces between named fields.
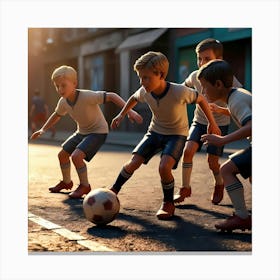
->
xmin=215 ymin=80 xmax=223 ymax=89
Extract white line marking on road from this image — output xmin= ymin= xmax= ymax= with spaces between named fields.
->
xmin=28 ymin=212 xmax=115 ymax=252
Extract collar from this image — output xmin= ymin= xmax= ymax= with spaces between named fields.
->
xmin=227 ymin=87 xmax=237 ymax=103
xmin=151 ymin=82 xmax=170 ymax=101
xmin=66 ymin=90 xmax=80 ymax=107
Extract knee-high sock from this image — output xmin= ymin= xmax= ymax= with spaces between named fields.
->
xmin=112 ymin=167 xmax=133 ymax=193
xmin=76 ymin=165 xmax=89 ymax=186
xmin=226 ymin=181 xmax=249 ymax=219
xmin=60 ymin=161 xmax=71 ymax=184
xmin=162 ymin=180 xmax=174 ymax=202
xmin=182 ymin=162 xmax=192 ymax=188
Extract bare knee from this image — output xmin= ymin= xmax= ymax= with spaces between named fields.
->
xmin=183 ymin=141 xmax=198 ymax=162
xmin=71 ymin=149 xmax=86 ymax=166
xmin=220 ymin=160 xmax=239 ymax=178
xmin=58 ymin=149 xmax=70 ymax=163
xmin=159 ymin=156 xmax=175 ymax=182
xmin=124 ymin=155 xmax=144 ymax=174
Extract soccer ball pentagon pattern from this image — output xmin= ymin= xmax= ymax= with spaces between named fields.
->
xmin=83 ymin=188 xmax=120 ymax=225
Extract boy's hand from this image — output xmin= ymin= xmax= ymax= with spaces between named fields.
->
xmin=209 ymin=103 xmax=230 ymax=116
xmin=110 ymin=114 xmax=124 ymax=129
xmin=127 ymin=110 xmax=143 ymax=125
xmin=30 ymin=129 xmax=45 ymax=140
xmin=207 ymin=123 xmax=221 ymax=135
xmin=209 ymin=103 xmax=219 ymax=113
xmin=201 ymin=134 xmax=224 ymax=147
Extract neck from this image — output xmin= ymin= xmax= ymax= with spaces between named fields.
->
xmin=152 ymin=81 xmax=167 ymax=95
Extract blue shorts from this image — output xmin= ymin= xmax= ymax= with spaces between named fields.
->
xmin=187 ymin=121 xmax=229 ymax=156
xmin=62 ymin=132 xmax=107 ymax=162
xmin=229 ymin=146 xmax=252 ymax=179
xmin=132 ymin=131 xmax=187 ymax=169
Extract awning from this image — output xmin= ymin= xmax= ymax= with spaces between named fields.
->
xmin=116 ymin=28 xmax=167 ymax=53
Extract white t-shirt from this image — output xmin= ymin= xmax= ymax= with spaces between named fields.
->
xmin=227 ymin=88 xmax=252 ymax=128
xmin=133 ymin=82 xmax=198 ymax=136
xmin=55 ymin=89 xmax=109 ymax=134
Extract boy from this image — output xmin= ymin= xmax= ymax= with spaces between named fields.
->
xmin=174 ymin=38 xmax=242 ymax=205
xmin=30 ymin=65 xmax=142 ymax=199
xmin=199 ymin=59 xmax=252 ymax=232
xmin=110 ymin=51 xmax=219 ymax=220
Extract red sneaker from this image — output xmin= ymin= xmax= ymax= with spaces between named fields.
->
xmin=211 ymin=184 xmax=224 ymax=204
xmin=173 ymin=187 xmax=191 ymax=203
xmin=49 ymin=181 xmax=73 ymax=193
xmin=156 ymin=202 xmax=175 ymax=220
xmin=69 ymin=184 xmax=91 ymax=199
xmin=215 ymin=213 xmax=252 ymax=232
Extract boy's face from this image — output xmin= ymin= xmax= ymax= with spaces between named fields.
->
xmin=53 ymin=76 xmax=77 ymax=99
xmin=137 ymin=68 xmax=163 ymax=93
xmin=199 ymin=77 xmax=221 ymax=102
xmin=197 ymin=49 xmax=219 ymax=68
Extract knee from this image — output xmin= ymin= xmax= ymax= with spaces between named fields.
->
xmin=220 ymin=162 xmax=233 ymax=178
xmin=58 ymin=149 xmax=69 ymax=162
xmin=124 ymin=156 xmax=143 ymax=173
xmin=71 ymin=149 xmax=85 ymax=165
xmin=158 ymin=161 xmax=172 ymax=178
xmin=183 ymin=142 xmax=197 ymax=161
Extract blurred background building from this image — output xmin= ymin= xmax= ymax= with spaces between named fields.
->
xmin=28 ymin=28 xmax=252 ymax=133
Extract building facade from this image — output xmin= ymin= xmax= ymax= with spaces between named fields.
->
xmin=28 ymin=28 xmax=252 ymax=132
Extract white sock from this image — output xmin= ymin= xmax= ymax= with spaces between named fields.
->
xmin=182 ymin=162 xmax=192 ymax=188
xmin=60 ymin=161 xmax=71 ymax=184
xmin=226 ymin=182 xmax=249 ymax=219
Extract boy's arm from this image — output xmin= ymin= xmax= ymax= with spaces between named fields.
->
xmin=196 ymin=94 xmax=221 ymax=135
xmin=201 ymin=120 xmax=251 ymax=146
xmin=106 ymin=92 xmax=143 ymax=125
xmin=209 ymin=103 xmax=231 ymax=116
xmin=110 ymin=95 xmax=139 ymax=129
xmin=30 ymin=112 xmax=61 ymax=139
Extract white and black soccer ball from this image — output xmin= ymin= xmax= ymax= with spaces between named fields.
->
xmin=83 ymin=188 xmax=120 ymax=226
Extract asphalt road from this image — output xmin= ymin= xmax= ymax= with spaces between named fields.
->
xmin=28 ymin=141 xmax=252 ymax=253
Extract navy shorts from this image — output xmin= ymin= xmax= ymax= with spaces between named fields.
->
xmin=132 ymin=131 xmax=187 ymax=169
xmin=187 ymin=121 xmax=229 ymax=156
xmin=62 ymin=132 xmax=107 ymax=162
xmin=229 ymin=146 xmax=252 ymax=179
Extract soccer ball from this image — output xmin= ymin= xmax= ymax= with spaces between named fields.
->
xmin=83 ymin=188 xmax=120 ymax=226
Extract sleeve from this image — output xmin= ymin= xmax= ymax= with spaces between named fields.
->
xmin=55 ymin=98 xmax=67 ymax=117
xmin=184 ymin=71 xmax=196 ymax=87
xmin=182 ymin=86 xmax=198 ymax=104
xmin=229 ymin=93 xmax=252 ymax=126
xmin=88 ymin=90 xmax=107 ymax=105
xmin=133 ymin=87 xmax=146 ymax=103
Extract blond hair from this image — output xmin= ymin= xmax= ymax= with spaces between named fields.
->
xmin=51 ymin=65 xmax=77 ymax=83
xmin=133 ymin=51 xmax=169 ymax=79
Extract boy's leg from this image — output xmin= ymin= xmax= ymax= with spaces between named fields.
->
xmin=69 ymin=148 xmax=91 ymax=198
xmin=49 ymin=149 xmax=73 ymax=193
xmin=215 ymin=159 xmax=251 ymax=231
xmin=110 ymin=154 xmax=145 ymax=194
xmin=69 ymin=133 xmax=107 ymax=198
xmin=157 ymin=155 xmax=176 ymax=220
xmin=174 ymin=140 xmax=199 ymax=203
xmin=208 ymin=154 xmax=224 ymax=204
xmin=207 ymin=125 xmax=228 ymax=204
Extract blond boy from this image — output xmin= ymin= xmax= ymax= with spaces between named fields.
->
xmin=30 ymin=65 xmax=142 ymax=198
xmin=109 ymin=51 xmax=219 ymax=220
